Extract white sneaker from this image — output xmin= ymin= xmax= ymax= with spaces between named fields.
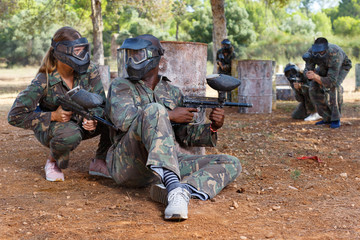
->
xmin=164 ymin=187 xmax=190 ymax=220
xmin=44 ymin=160 xmax=64 ymax=182
xmin=304 ymin=113 xmax=322 ymax=121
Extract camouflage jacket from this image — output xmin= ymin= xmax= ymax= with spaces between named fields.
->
xmin=304 ymin=44 xmax=352 ymax=88
xmin=216 ymin=48 xmax=236 ymax=75
xmin=106 ymin=76 xmax=217 ymax=148
xmin=8 ymin=62 xmax=105 ymax=132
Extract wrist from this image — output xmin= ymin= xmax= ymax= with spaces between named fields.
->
xmin=210 ymin=124 xmax=217 ymax=133
xmin=316 ymin=75 xmax=322 ymax=84
xmin=50 ymin=112 xmax=56 ymax=121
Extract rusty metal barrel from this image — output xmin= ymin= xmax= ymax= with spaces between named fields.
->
xmin=159 ymin=41 xmax=208 ymax=155
xmin=233 ymin=60 xmax=275 ymax=114
xmin=159 ymin=41 xmax=207 ymax=96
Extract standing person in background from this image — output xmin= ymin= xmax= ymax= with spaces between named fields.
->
xmin=284 ymin=63 xmax=321 ymax=121
xmin=8 ymin=26 xmax=112 ymax=182
xmin=303 ymin=37 xmax=352 ymax=129
xmin=216 ymin=39 xmax=236 ymax=102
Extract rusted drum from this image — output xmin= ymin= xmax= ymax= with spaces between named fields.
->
xmin=234 ymin=60 xmax=275 ymax=114
xmin=159 ymin=41 xmax=208 ymax=155
xmin=159 ymin=41 xmax=207 ymax=96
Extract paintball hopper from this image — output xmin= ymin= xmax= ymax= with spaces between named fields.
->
xmin=302 ymin=52 xmax=312 ymax=62
xmin=66 ymin=86 xmax=103 ymax=109
xmin=206 ymin=74 xmax=241 ymax=92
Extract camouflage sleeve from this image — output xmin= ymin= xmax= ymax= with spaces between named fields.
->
xmin=106 ymin=78 xmax=141 ymax=132
xmin=288 ymin=81 xmax=304 ymax=103
xmin=320 ymin=52 xmax=344 ymax=88
xmin=7 ymin=74 xmax=51 ymax=131
xmin=86 ymin=63 xmax=105 ymax=117
xmin=303 ymin=48 xmax=315 ymax=74
xmin=172 ymin=88 xmax=217 ymax=147
xmin=173 ymin=123 xmax=217 ymax=147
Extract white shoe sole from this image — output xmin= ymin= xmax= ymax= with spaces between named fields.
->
xmin=164 ymin=213 xmax=188 ymax=220
xmin=45 ymin=176 xmax=64 ymax=182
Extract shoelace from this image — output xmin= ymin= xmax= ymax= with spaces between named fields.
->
xmin=168 ymin=189 xmax=190 ymax=205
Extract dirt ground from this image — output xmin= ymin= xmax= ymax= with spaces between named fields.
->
xmin=1 ymin=72 xmax=360 ymax=239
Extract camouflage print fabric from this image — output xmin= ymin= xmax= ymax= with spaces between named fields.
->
xmin=216 ymin=48 xmax=236 ymax=75
xmin=304 ymin=44 xmax=352 ymax=121
xmin=106 ymin=76 xmax=241 ymax=198
xmin=309 ymin=81 xmax=343 ymax=122
xmin=289 ymin=74 xmax=316 ymax=119
xmin=8 ymin=62 xmax=111 ymax=168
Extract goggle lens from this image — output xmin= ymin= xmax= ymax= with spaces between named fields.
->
xmin=73 ymin=45 xmax=89 ymax=60
xmin=126 ymin=49 xmax=147 ymax=64
xmin=55 ymin=43 xmax=89 ymax=60
xmin=313 ymin=51 xmax=326 ymax=58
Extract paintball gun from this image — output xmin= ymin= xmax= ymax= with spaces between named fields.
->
xmin=183 ymin=74 xmax=253 ymax=109
xmin=57 ymin=86 xmax=118 ymax=130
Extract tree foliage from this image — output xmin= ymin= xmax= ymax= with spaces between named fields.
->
xmin=0 ymin=0 xmax=359 ymax=67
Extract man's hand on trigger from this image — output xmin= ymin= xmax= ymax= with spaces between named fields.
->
xmin=82 ymin=118 xmax=97 ymax=131
xmin=306 ymin=71 xmax=322 ymax=85
xmin=209 ymin=108 xmax=225 ymax=130
xmin=169 ymin=107 xmax=198 ymax=123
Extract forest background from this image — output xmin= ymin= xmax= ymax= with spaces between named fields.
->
xmin=0 ymin=0 xmax=359 ymax=72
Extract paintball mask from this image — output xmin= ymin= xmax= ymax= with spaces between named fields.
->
xmin=120 ymin=37 xmax=164 ymax=81
xmin=52 ymin=37 xmax=90 ymax=74
xmin=221 ymin=39 xmax=232 ymax=53
xmin=311 ymin=41 xmax=329 ymax=63
xmin=284 ymin=63 xmax=301 ymax=82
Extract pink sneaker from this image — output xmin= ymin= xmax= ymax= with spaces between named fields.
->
xmin=44 ymin=160 xmax=64 ymax=182
xmin=89 ymin=159 xmax=111 ymax=178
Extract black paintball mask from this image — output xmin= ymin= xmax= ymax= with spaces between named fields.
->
xmin=221 ymin=39 xmax=232 ymax=53
xmin=120 ymin=37 xmax=164 ymax=81
xmin=284 ymin=63 xmax=301 ymax=82
xmin=311 ymin=41 xmax=329 ymax=64
xmin=52 ymin=37 xmax=90 ymax=74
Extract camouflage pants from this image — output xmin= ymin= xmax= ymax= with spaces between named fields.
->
xmin=34 ymin=121 xmax=111 ymax=169
xmin=292 ymin=87 xmax=316 ymax=119
xmin=309 ymin=81 xmax=343 ymax=122
xmin=106 ymin=103 xmax=241 ymax=199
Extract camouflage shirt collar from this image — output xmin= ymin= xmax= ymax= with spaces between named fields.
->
xmin=48 ymin=69 xmax=80 ymax=87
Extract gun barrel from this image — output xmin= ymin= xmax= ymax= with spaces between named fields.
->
xmin=92 ymin=116 xmax=118 ymax=130
xmin=183 ymin=96 xmax=252 ymax=108
xmin=57 ymin=96 xmax=118 ymax=130
xmin=224 ymin=102 xmax=253 ymax=108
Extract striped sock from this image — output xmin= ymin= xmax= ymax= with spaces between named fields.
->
xmin=162 ymin=169 xmax=182 ymax=193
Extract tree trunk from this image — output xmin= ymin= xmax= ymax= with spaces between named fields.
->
xmin=176 ymin=22 xmax=179 ymax=41
xmin=210 ymin=0 xmax=227 ymax=73
xmin=90 ymin=0 xmax=104 ymax=65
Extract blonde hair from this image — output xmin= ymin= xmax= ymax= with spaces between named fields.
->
xmin=38 ymin=26 xmax=82 ymax=91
